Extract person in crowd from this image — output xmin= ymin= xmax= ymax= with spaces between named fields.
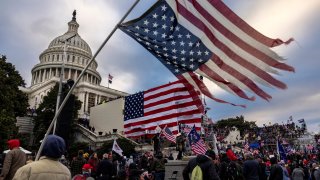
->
xmin=88 ymin=152 xmax=100 ymax=178
xmin=183 ymin=149 xmax=220 ymax=180
xmin=59 ymin=155 xmax=69 ymax=168
xmin=0 ymin=139 xmax=26 ymax=180
xmin=70 ymin=150 xmax=87 ymax=177
xmin=96 ymin=151 xmax=116 ymax=180
xmin=291 ymin=164 xmax=305 ymax=180
xmin=13 ymin=135 xmax=71 ymax=180
xmin=218 ymin=152 xmax=230 ymax=179
xmin=168 ymin=153 xmax=174 ymax=160
xmin=257 ymin=156 xmax=268 ymax=180
xmin=269 ymin=156 xmax=284 ymax=180
xmin=26 ymin=155 xmax=34 ymax=164
xmin=242 ymin=153 xmax=259 ymax=180
xmin=150 ymin=152 xmax=167 ymax=180
xmin=312 ymin=163 xmax=320 ymax=180
xmin=72 ymin=163 xmax=94 ymax=180
xmin=279 ymin=160 xmax=290 ymax=180
xmin=139 ymin=152 xmax=149 ymax=170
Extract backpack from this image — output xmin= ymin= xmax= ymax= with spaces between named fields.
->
xmin=225 ymin=161 xmax=241 ymax=180
xmin=191 ymin=165 xmax=203 ymax=180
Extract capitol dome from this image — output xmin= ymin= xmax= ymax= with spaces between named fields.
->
xmin=31 ymin=10 xmax=101 ymax=86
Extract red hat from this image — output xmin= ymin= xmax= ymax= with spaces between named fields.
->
xmin=82 ymin=164 xmax=93 ymax=170
xmin=7 ymin=139 xmax=20 ymax=150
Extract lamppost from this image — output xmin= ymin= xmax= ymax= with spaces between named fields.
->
xmin=53 ymin=34 xmax=76 ymax=135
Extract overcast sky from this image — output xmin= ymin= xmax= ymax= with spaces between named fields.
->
xmin=1 ymin=0 xmax=319 ymax=133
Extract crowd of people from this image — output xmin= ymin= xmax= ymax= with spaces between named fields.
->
xmin=0 ymin=120 xmax=319 ymax=180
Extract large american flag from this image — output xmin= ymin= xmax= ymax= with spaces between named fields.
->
xmin=188 ymin=125 xmax=207 ymax=155
xmin=123 ymin=80 xmax=203 ymax=138
xmin=119 ymin=0 xmax=294 ymax=102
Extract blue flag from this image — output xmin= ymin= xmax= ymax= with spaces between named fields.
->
xmin=277 ymin=139 xmax=287 ymax=162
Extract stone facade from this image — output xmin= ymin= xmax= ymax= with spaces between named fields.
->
xmin=19 ymin=12 xmax=128 ymax=118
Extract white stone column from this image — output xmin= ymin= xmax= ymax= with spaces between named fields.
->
xmin=86 ymin=73 xmax=89 ymax=83
xmin=38 ymin=70 xmax=42 ymax=82
xmin=49 ymin=68 xmax=52 ymax=79
xmin=31 ymin=72 xmax=34 ymax=85
xmin=68 ymin=68 xmax=71 ymax=79
xmin=55 ymin=68 xmax=58 ymax=77
xmin=42 ymin=69 xmax=46 ymax=81
xmin=75 ymin=70 xmax=78 ymax=81
xmin=85 ymin=91 xmax=89 ymax=113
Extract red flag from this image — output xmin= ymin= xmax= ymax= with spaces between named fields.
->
xmin=120 ymin=0 xmax=294 ymax=102
xmin=124 ymin=80 xmax=203 ymax=138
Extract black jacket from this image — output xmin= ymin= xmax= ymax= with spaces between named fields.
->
xmin=182 ymin=155 xmax=220 ymax=180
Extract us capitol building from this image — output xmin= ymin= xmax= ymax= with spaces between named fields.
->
xmin=20 ymin=11 xmax=128 ymax=118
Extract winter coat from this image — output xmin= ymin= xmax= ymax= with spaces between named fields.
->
xmin=291 ymin=167 xmax=305 ymax=180
xmin=269 ymin=164 xmax=284 ymax=180
xmin=12 ymin=156 xmax=71 ymax=180
xmin=243 ymin=159 xmax=260 ymax=180
xmin=13 ymin=135 xmax=70 ymax=180
xmin=182 ymin=154 xmax=220 ymax=180
xmin=0 ymin=139 xmax=26 ymax=180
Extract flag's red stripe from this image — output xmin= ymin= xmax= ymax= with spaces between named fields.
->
xmin=211 ymin=56 xmax=272 ymax=101
xmin=144 ymin=101 xmax=199 ymax=117
xmin=187 ymin=0 xmax=294 ymax=72
xmin=145 ymin=80 xmax=182 ymax=94
xmin=124 ymin=109 xmax=201 ymax=129
xmin=208 ymin=0 xmax=289 ymax=47
xmin=188 ymin=72 xmax=246 ymax=107
xmin=144 ymin=86 xmax=187 ymax=101
xmin=145 ymin=94 xmax=194 ymax=109
xmin=199 ymin=64 xmax=254 ymax=101
xmin=176 ymin=2 xmax=288 ymax=90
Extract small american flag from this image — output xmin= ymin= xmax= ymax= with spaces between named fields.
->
xmin=181 ymin=124 xmax=192 ymax=135
xmin=162 ymin=126 xmax=176 ymax=143
xmin=108 ymin=74 xmax=113 ymax=84
xmin=188 ymin=125 xmax=207 ymax=155
xmin=244 ymin=142 xmax=249 ymax=151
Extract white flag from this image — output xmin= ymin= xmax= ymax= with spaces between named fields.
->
xmin=213 ymin=133 xmax=218 ymax=155
xmin=112 ymin=140 xmax=123 ymax=156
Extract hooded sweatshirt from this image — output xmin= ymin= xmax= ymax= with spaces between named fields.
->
xmin=183 ymin=154 xmax=220 ymax=180
xmin=0 ymin=139 xmax=26 ymax=180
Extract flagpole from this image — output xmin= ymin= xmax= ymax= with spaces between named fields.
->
xmin=35 ymin=0 xmax=141 ymax=161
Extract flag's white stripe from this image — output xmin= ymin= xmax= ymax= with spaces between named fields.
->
xmin=174 ymin=0 xmax=283 ymax=61
xmin=177 ymin=13 xmax=273 ymax=89
xmin=124 ymin=113 xmax=202 ymax=132
xmin=144 ymin=82 xmax=185 ymax=98
xmin=195 ymin=69 xmax=237 ymax=96
xmin=181 ymin=0 xmax=279 ymax=75
xmin=180 ymin=73 xmax=202 ymax=92
xmin=144 ymin=97 xmax=194 ymax=113
xmin=144 ymin=91 xmax=191 ymax=106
